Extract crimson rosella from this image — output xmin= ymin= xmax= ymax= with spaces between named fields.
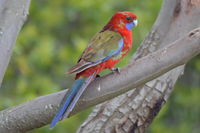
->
xmin=50 ymin=11 xmax=138 ymax=128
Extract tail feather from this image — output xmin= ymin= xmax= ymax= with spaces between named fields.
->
xmin=50 ymin=78 xmax=85 ymax=128
xmin=50 ymin=72 xmax=96 ymax=128
xmin=61 ymin=72 xmax=96 ymax=120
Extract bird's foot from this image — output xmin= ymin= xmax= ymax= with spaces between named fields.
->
xmin=111 ymin=67 xmax=120 ymax=74
xmin=96 ymin=74 xmax=101 ymax=78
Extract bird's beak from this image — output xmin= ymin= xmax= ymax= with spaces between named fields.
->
xmin=133 ymin=19 xmax=138 ymax=27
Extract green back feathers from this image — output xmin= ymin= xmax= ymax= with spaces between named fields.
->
xmin=81 ymin=30 xmax=122 ymax=62
xmin=68 ymin=30 xmax=123 ymax=74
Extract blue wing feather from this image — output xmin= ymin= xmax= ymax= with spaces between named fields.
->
xmin=68 ymin=31 xmax=124 ymax=75
xmin=70 ymin=39 xmax=124 ymax=74
xmin=97 ymin=39 xmax=124 ymax=63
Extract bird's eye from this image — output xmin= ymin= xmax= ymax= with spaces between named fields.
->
xmin=126 ymin=16 xmax=131 ymax=21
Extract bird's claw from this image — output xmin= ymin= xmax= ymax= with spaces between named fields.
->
xmin=96 ymin=74 xmax=101 ymax=78
xmin=111 ymin=67 xmax=120 ymax=73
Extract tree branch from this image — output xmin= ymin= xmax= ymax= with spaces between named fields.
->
xmin=0 ymin=27 xmax=199 ymax=132
xmin=0 ymin=0 xmax=31 ymax=86
xmin=78 ymin=0 xmax=200 ymax=132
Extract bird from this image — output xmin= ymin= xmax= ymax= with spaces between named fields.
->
xmin=50 ymin=11 xmax=138 ymax=128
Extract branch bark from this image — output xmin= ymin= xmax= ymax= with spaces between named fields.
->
xmin=0 ymin=27 xmax=200 ymax=132
xmin=0 ymin=0 xmax=200 ymax=132
xmin=0 ymin=0 xmax=31 ymax=86
xmin=78 ymin=0 xmax=200 ymax=132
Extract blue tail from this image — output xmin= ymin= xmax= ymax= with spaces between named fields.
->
xmin=50 ymin=72 xmax=96 ymax=128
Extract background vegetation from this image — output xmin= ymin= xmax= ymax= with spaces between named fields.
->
xmin=0 ymin=0 xmax=199 ymax=132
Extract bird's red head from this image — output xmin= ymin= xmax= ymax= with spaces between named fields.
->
xmin=102 ymin=11 xmax=138 ymax=33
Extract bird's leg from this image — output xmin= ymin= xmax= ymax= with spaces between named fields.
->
xmin=111 ymin=67 xmax=120 ymax=73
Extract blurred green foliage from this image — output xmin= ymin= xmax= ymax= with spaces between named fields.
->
xmin=0 ymin=0 xmax=199 ymax=133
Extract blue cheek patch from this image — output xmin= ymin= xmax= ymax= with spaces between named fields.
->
xmin=126 ymin=22 xmax=135 ymax=30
